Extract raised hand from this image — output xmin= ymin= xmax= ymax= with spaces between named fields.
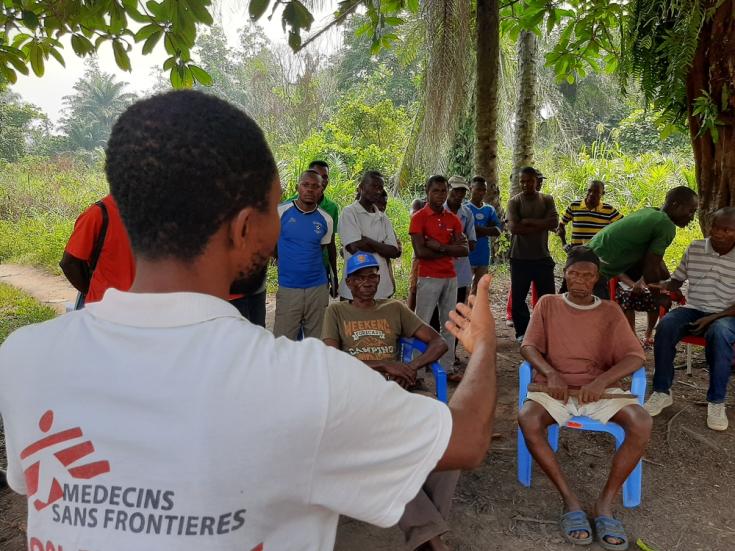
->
xmin=445 ymin=274 xmax=495 ymax=355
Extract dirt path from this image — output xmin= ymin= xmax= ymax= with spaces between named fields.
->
xmin=0 ymin=264 xmax=77 ymax=314
xmin=1 ymin=269 xmax=734 ymax=550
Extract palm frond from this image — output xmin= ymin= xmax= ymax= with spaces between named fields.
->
xmin=412 ymin=0 xmax=473 ymax=173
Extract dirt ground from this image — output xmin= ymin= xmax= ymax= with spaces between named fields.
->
xmin=1 ymin=267 xmax=734 ymax=550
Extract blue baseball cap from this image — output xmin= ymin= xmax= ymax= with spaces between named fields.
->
xmin=346 ymin=252 xmax=380 ymax=276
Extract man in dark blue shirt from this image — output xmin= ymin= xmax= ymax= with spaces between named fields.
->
xmin=274 ymin=170 xmax=334 ymax=339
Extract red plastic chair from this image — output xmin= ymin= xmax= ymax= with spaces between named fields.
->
xmin=662 ymin=293 xmax=705 ymax=376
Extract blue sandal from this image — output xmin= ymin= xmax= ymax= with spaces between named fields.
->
xmin=560 ymin=511 xmax=593 ymax=546
xmin=594 ymin=516 xmax=629 ymax=550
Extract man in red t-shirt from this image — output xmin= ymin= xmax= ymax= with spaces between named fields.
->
xmin=409 ymin=175 xmax=468 ymax=371
xmin=60 ymin=194 xmax=135 ymax=306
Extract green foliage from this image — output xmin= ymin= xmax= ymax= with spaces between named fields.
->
xmin=280 ymin=82 xmax=411 ymax=192
xmin=537 ymin=142 xmax=702 ymax=268
xmin=503 ymin=0 xmax=622 ymax=84
xmin=0 ymin=283 xmax=55 ymax=344
xmin=0 ymin=157 xmax=108 ymax=272
xmin=446 ymin=100 xmax=476 ymax=179
xmin=622 ymin=0 xmax=710 ymax=129
xmin=334 ymin=15 xmax=420 ymax=108
xmin=0 ymin=0 xmax=216 ymax=87
xmin=59 ymin=60 xmax=137 ymax=152
xmin=691 ymin=91 xmax=724 ymax=143
xmin=0 ymin=91 xmax=46 ymax=162
xmin=615 ymin=109 xmax=691 ymax=154
xmin=194 ymin=23 xmax=335 ymax=154
xmin=506 ymin=0 xmax=725 ymax=144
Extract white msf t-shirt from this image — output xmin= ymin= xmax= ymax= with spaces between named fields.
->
xmin=0 ymin=290 xmax=452 ymax=551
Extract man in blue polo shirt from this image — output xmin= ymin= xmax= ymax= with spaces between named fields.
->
xmin=467 ymin=176 xmax=501 ymax=294
xmin=274 ymin=170 xmax=334 ymax=339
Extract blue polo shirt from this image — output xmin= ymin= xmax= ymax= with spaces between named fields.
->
xmin=467 ymin=202 xmax=501 ymax=267
xmin=277 ymin=201 xmax=334 ymax=289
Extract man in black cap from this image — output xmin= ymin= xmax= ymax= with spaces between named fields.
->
xmin=518 ymin=246 xmax=651 ymax=550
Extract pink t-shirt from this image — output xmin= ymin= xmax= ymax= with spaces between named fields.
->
xmin=523 ymin=294 xmax=645 ymax=387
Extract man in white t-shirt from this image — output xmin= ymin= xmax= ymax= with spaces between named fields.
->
xmin=338 ymin=171 xmax=401 ymax=300
xmin=0 ymin=90 xmax=499 ymax=551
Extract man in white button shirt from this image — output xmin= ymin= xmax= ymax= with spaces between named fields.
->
xmin=0 ymin=90 xmax=498 ymax=551
xmin=338 ymin=171 xmax=401 ymax=300
xmin=645 ymin=207 xmax=735 ymax=431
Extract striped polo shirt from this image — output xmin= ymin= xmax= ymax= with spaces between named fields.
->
xmin=672 ymin=238 xmax=735 ymax=313
xmin=560 ymin=200 xmax=623 ymax=245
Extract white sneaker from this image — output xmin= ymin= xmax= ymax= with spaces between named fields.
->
xmin=644 ymin=392 xmax=673 ymax=416
xmin=707 ymin=402 xmax=728 ymax=431
xmin=505 ymin=319 xmax=514 ymax=327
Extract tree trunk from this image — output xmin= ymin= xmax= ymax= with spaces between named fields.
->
xmin=510 ymin=29 xmax=538 ymax=198
xmin=686 ymin=0 xmax=735 ymax=235
xmin=474 ymin=0 xmax=501 ymax=212
xmin=394 ymin=101 xmax=425 ymax=193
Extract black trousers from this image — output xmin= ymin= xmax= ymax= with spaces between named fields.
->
xmin=229 ymin=291 xmax=267 ymax=327
xmin=510 ymin=257 xmax=556 ymax=338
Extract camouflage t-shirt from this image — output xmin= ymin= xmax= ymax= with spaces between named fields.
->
xmin=321 ymin=299 xmax=425 ymax=361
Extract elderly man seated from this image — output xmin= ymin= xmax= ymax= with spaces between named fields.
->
xmin=322 ymin=251 xmax=456 ymax=551
xmin=518 ymin=247 xmax=651 ymax=551
xmin=645 ymin=207 xmax=735 ymax=431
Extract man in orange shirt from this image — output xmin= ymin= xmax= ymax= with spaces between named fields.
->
xmin=518 ymin=246 xmax=650 ymax=550
xmin=60 ymin=194 xmax=135 ymax=307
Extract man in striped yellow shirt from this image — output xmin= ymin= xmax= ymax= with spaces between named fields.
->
xmin=557 ymin=180 xmax=623 ymax=250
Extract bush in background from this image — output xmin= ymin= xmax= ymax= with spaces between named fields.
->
xmin=0 ymin=143 xmax=702 ymax=298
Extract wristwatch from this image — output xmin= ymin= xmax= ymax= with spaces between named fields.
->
xmin=439 ymin=245 xmax=447 ymax=254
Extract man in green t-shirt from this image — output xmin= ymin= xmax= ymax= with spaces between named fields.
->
xmin=587 ymin=186 xmax=698 ymax=298
xmin=285 ymin=160 xmax=339 ymax=296
xmin=321 ymin=251 xmax=458 ymax=551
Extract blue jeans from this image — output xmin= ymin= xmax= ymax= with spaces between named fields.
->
xmin=653 ymin=307 xmax=735 ymax=403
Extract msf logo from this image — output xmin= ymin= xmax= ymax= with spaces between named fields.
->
xmin=21 ymin=410 xmax=110 ymax=511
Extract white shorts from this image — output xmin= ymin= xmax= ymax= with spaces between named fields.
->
xmin=526 ymin=388 xmax=639 ymax=426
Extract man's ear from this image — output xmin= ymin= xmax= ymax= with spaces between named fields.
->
xmin=229 ymin=207 xmax=253 ymax=252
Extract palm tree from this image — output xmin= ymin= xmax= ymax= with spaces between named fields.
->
xmin=395 ymin=0 xmax=472 ymax=191
xmin=474 ymin=0 xmax=501 ymax=210
xmin=510 ymin=29 xmax=538 ymax=197
xmin=60 ymin=60 xmax=137 ymax=151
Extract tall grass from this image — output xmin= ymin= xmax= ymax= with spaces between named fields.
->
xmin=0 ymin=148 xmax=702 ymax=297
xmin=0 ymin=156 xmax=108 ymax=273
xmin=0 ymin=283 xmax=56 ymax=343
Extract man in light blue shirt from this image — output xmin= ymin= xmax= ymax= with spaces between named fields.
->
xmin=466 ymin=176 xmax=502 ymax=293
xmin=274 ymin=170 xmax=334 ymax=339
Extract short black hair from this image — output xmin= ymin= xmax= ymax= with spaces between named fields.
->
xmin=519 ymin=166 xmax=538 ymax=179
xmin=309 ymin=160 xmax=329 ymax=170
xmin=471 ymin=176 xmax=487 ymax=186
xmin=300 ymin=169 xmax=322 ymax=182
xmin=106 ymin=90 xmax=277 ymax=261
xmin=425 ymin=175 xmax=448 ymax=192
xmin=589 ymin=180 xmax=605 ymax=192
xmin=359 ymin=170 xmax=384 ymax=188
xmin=564 ymin=246 xmax=600 ymax=271
xmin=664 ymin=185 xmax=697 ymax=207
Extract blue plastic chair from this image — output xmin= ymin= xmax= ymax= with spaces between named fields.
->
xmin=400 ymin=337 xmax=448 ymax=404
xmin=516 ymin=361 xmax=646 ymax=508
